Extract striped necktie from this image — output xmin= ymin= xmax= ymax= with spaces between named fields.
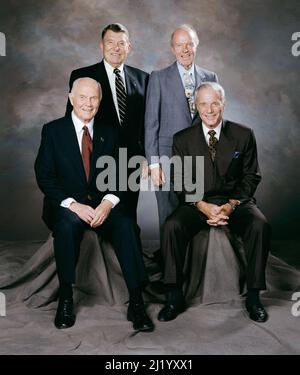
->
xmin=114 ymin=68 xmax=127 ymax=125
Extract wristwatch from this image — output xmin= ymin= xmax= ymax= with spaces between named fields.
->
xmin=228 ymin=201 xmax=237 ymax=211
xmin=228 ymin=199 xmax=241 ymax=211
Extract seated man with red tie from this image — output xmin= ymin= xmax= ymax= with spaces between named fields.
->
xmin=35 ymin=77 xmax=153 ymax=332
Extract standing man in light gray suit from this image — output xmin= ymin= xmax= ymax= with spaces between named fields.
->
xmin=144 ymin=24 xmax=219 ymax=234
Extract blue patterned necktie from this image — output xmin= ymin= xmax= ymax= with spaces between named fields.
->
xmin=183 ymin=72 xmax=196 ymax=117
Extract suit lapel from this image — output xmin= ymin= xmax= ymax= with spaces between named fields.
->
xmin=194 ymin=65 xmax=207 ymax=87
xmin=193 ymin=124 xmax=214 ymax=191
xmin=62 ymin=117 xmax=87 ymax=183
xmin=191 ymin=65 xmax=208 ymax=122
xmin=89 ymin=123 xmax=105 ymax=183
xmin=168 ymin=62 xmax=191 ymax=123
xmin=124 ymin=66 xmax=137 ymax=125
xmin=98 ymin=60 xmax=120 ymax=125
xmin=216 ymin=120 xmax=237 ymax=176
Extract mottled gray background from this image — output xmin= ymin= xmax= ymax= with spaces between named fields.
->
xmin=0 ymin=0 xmax=299 ymax=243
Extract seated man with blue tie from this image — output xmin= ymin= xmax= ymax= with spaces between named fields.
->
xmin=158 ymin=82 xmax=271 ymax=323
xmin=35 ymin=77 xmax=154 ymax=332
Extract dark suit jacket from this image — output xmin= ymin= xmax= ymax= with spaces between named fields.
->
xmin=172 ymin=120 xmax=262 ymax=205
xmin=66 ymin=60 xmax=149 ymax=157
xmin=34 ymin=115 xmax=120 ymax=229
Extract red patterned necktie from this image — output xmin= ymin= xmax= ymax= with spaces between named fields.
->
xmin=82 ymin=125 xmax=93 ymax=179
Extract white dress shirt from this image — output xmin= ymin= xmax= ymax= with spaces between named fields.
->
xmin=61 ymin=111 xmax=120 ymax=209
xmin=103 ymin=59 xmax=126 ymax=123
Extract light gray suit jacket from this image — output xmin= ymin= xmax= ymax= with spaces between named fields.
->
xmin=145 ymin=61 xmax=218 ymax=163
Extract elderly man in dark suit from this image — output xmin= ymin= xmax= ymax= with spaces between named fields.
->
xmin=158 ymin=82 xmax=271 ymax=323
xmin=35 ymin=77 xmax=153 ymax=332
xmin=145 ymin=24 xmax=218 ymax=234
xmin=66 ymin=23 xmax=149 ymax=221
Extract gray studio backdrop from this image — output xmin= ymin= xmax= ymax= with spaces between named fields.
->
xmin=0 ymin=0 xmax=299 ymax=242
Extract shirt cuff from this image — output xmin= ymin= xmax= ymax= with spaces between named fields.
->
xmin=102 ymin=194 xmax=120 ymax=208
xmin=149 ymin=163 xmax=160 ymax=170
xmin=61 ymin=198 xmax=76 ymax=208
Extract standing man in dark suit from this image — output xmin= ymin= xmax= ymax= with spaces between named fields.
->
xmin=145 ymin=24 xmax=218 ymax=233
xmin=158 ymin=82 xmax=271 ymax=323
xmin=35 ymin=77 xmax=153 ymax=332
xmin=66 ymin=23 xmax=149 ymax=222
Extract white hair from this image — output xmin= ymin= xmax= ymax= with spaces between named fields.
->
xmin=195 ymin=81 xmax=226 ymax=104
xmin=171 ymin=24 xmax=199 ymax=46
xmin=71 ymin=77 xmax=101 ymax=95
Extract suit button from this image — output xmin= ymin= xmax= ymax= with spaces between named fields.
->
xmin=87 ymin=194 xmax=92 ymax=201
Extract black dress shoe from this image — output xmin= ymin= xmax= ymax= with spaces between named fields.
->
xmin=127 ymin=303 xmax=154 ymax=332
xmin=54 ymin=298 xmax=76 ymax=329
xmin=158 ymin=303 xmax=185 ymax=322
xmin=245 ymin=299 xmax=268 ymax=323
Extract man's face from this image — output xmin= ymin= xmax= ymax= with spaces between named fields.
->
xmin=69 ymin=80 xmax=101 ymax=123
xmin=171 ymin=28 xmax=198 ymax=70
xmin=100 ymin=30 xmax=131 ymax=68
xmin=196 ymin=87 xmax=224 ymax=129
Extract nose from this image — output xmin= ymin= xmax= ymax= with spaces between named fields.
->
xmin=207 ymin=104 xmax=214 ymax=113
xmin=85 ymin=97 xmax=93 ymax=106
xmin=182 ymin=44 xmax=189 ymax=52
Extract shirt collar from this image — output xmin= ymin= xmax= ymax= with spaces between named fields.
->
xmin=177 ymin=61 xmax=195 ymax=78
xmin=104 ymin=59 xmax=125 ymax=75
xmin=71 ymin=111 xmax=94 ymax=136
xmin=202 ymin=120 xmax=223 ymax=140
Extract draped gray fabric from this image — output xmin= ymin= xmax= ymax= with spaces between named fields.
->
xmin=0 ymin=228 xmax=248 ymax=308
xmin=0 ymin=229 xmax=299 ymax=354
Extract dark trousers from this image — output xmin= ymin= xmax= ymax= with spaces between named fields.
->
xmin=162 ymin=202 xmax=271 ymax=290
xmin=123 ymin=190 xmax=140 ymax=223
xmin=52 ymin=206 xmax=148 ymax=292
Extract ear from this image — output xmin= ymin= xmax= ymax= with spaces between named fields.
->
xmin=99 ymin=40 xmax=104 ymax=53
xmin=69 ymin=93 xmax=74 ymax=106
xmin=170 ymin=44 xmax=176 ymax=57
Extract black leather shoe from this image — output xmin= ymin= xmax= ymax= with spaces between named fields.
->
xmin=245 ymin=299 xmax=268 ymax=323
xmin=54 ymin=298 xmax=76 ymax=329
xmin=158 ymin=303 xmax=185 ymax=322
xmin=127 ymin=303 xmax=154 ymax=332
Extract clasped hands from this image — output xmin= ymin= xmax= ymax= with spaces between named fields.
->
xmin=196 ymin=201 xmax=235 ymax=227
xmin=69 ymin=199 xmax=113 ymax=228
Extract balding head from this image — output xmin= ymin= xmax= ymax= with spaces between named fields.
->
xmin=69 ymin=77 xmax=101 ymax=124
xmin=171 ymin=24 xmax=199 ymax=70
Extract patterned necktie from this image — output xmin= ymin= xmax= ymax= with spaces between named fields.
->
xmin=114 ymin=68 xmax=127 ymax=125
xmin=183 ymin=72 xmax=196 ymax=117
xmin=82 ymin=125 xmax=93 ymax=180
xmin=208 ymin=130 xmax=218 ymax=161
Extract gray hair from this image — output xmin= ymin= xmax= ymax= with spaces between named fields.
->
xmin=171 ymin=24 xmax=199 ymax=46
xmin=71 ymin=77 xmax=102 ymax=95
xmin=101 ymin=23 xmax=130 ymax=40
xmin=195 ymin=82 xmax=226 ymax=104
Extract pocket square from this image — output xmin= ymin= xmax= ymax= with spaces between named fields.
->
xmin=233 ymin=151 xmax=241 ymax=158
